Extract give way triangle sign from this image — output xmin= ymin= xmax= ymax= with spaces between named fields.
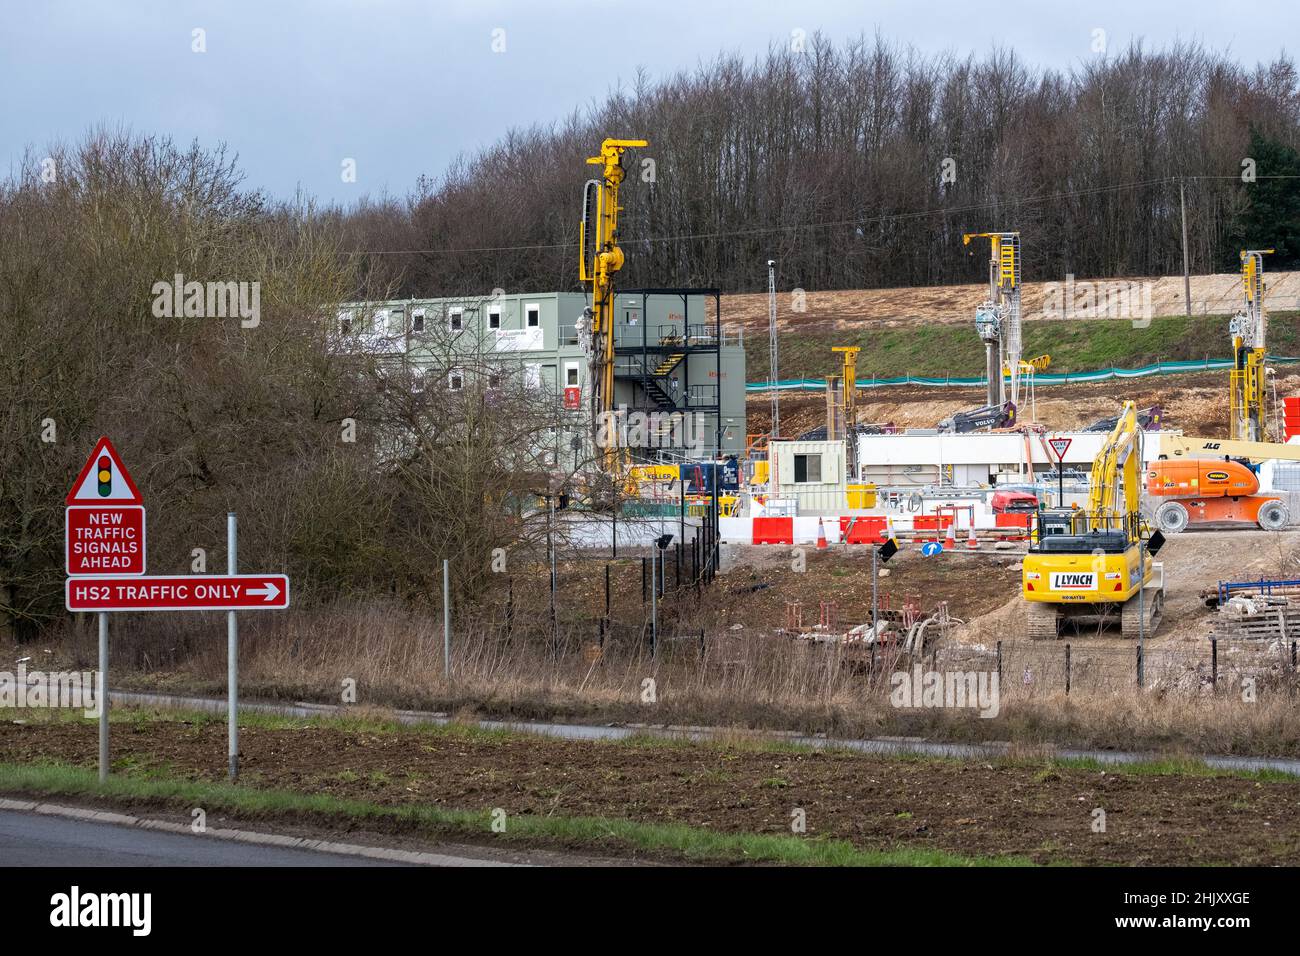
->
xmin=1047 ymin=437 xmax=1073 ymax=461
xmin=66 ymin=436 xmax=144 ymax=505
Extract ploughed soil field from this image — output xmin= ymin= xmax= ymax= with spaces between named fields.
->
xmin=3 ymin=715 xmax=1298 ymax=865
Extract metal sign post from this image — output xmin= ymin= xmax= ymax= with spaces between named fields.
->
xmin=227 ymin=513 xmax=238 ymax=782
xmin=1137 ymin=537 xmax=1146 ymax=688
xmin=1047 ymin=437 xmax=1072 ymax=506
xmin=65 ymin=437 xmax=144 ymax=786
xmin=871 ymin=546 xmax=878 ymax=636
xmin=872 ymin=538 xmax=900 ymax=640
xmin=98 ymin=612 xmax=108 ymax=782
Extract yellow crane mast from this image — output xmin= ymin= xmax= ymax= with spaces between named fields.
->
xmin=1230 ymin=249 xmax=1273 ymax=442
xmin=578 ymin=137 xmax=648 ymax=470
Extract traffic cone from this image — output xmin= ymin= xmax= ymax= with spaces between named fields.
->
xmin=816 ymin=517 xmax=828 ymax=550
xmin=966 ymin=526 xmax=979 ymax=550
xmin=944 ymin=520 xmax=956 ymax=548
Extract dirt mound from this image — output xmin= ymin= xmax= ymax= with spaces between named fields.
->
xmin=725 ymin=270 xmax=1300 ymax=332
xmin=749 ymin=370 xmax=1300 ymax=437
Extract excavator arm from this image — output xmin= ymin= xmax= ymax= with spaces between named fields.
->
xmin=1086 ymin=401 xmax=1141 ymax=539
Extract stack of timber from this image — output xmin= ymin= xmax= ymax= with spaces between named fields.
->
xmin=1209 ymin=594 xmax=1300 ymax=641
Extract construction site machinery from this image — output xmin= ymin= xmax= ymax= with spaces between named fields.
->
xmin=937 ymin=401 xmax=1016 ymax=434
xmin=963 ymin=231 xmax=1022 ymax=411
xmin=1229 ymin=249 xmax=1273 ymax=442
xmin=1146 ymin=432 xmax=1300 ymax=533
xmin=767 ymin=259 xmax=779 ymax=440
xmin=992 ymin=490 xmax=1038 ymax=514
xmin=1022 ymin=401 xmax=1164 ymax=639
xmin=829 ymin=346 xmax=861 ymax=476
xmin=578 ymin=136 xmax=648 ymax=470
xmin=1083 ymin=405 xmax=1163 ymax=433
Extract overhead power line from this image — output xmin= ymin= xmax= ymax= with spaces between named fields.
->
xmin=346 ymin=174 xmax=1300 ymax=258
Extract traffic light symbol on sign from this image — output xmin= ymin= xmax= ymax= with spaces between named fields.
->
xmin=66 ymin=437 xmax=143 ymax=505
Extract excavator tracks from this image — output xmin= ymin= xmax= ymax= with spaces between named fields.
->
xmin=1120 ymin=588 xmax=1164 ymax=639
xmin=1025 ymin=601 xmax=1060 ymax=640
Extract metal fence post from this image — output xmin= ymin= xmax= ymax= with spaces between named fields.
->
xmin=505 ymin=577 xmax=514 ymax=636
xmin=603 ymin=563 xmax=611 ymax=647
xmin=996 ymin=640 xmax=1003 ymax=682
xmin=443 ymin=558 xmax=451 ymax=679
xmin=1211 ymin=638 xmax=1218 ymax=691
xmin=1065 ymin=643 xmax=1071 ymax=696
xmin=650 ymin=552 xmax=658 ymax=659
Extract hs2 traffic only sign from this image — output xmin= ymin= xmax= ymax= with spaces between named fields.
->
xmin=63 ymin=437 xmax=290 ymax=611
xmin=64 ymin=437 xmax=291 ymax=786
xmin=66 ymin=437 xmax=146 ymax=576
xmin=66 ymin=574 xmax=290 ymax=612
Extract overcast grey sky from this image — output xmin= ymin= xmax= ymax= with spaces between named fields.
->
xmin=2 ymin=0 xmax=1294 ymax=205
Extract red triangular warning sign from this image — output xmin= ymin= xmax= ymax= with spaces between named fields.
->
xmin=1047 ymin=437 xmax=1072 ymax=461
xmin=66 ymin=437 xmax=144 ymax=505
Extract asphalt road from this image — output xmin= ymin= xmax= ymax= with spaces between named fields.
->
xmin=0 ymin=810 xmax=402 ymax=866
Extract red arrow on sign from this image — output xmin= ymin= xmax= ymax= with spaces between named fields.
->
xmin=66 ymin=575 xmax=290 ymax=612
xmin=67 ymin=437 xmax=144 ymax=505
xmin=1047 ymin=437 xmax=1072 ymax=461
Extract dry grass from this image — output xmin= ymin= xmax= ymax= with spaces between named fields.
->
xmin=17 ymin=598 xmax=1300 ymax=759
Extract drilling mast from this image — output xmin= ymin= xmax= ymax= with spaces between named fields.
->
xmin=962 ymin=232 xmax=1022 ymax=411
xmin=767 ymin=259 xmax=779 ymax=440
xmin=832 ymin=346 xmax=860 ymax=478
xmin=578 ymin=137 xmax=648 ymax=469
xmin=1230 ymin=249 xmax=1273 ymax=442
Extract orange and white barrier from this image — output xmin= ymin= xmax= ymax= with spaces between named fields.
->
xmin=720 ymin=512 xmax=1032 ymax=546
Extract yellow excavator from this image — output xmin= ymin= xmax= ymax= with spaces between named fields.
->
xmin=1022 ymin=401 xmax=1165 ymax=638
